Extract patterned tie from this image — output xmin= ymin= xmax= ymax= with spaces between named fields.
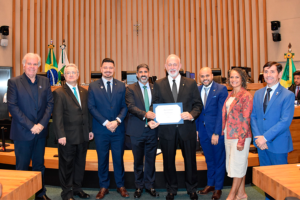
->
xmin=72 ymin=87 xmax=80 ymax=103
xmin=263 ymin=88 xmax=272 ymax=113
xmin=172 ymin=80 xmax=178 ymax=102
xmin=107 ymin=81 xmax=112 ymax=100
xmin=143 ymin=86 xmax=150 ymax=124
xmin=204 ymin=87 xmax=208 ymax=108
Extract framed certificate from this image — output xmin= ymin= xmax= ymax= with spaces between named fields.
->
xmin=153 ymin=103 xmax=183 ymax=125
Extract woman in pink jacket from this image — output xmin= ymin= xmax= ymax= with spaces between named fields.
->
xmin=222 ymin=68 xmax=253 ymax=200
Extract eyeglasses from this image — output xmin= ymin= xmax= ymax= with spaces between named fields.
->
xmin=65 ymin=71 xmax=78 ymax=76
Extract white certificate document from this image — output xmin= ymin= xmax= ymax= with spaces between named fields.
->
xmin=153 ymin=103 xmax=183 ymax=125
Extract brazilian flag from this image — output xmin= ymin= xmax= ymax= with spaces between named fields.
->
xmin=45 ymin=48 xmax=59 ymax=86
xmin=280 ymin=52 xmax=296 ymax=88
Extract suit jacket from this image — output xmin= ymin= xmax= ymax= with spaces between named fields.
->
xmin=125 ymin=82 xmax=157 ymax=137
xmin=88 ymin=78 xmax=128 ymax=135
xmin=151 ymin=76 xmax=202 ymax=141
xmin=288 ymin=84 xmax=300 ymax=100
xmin=251 ymin=84 xmax=294 ymax=153
xmin=222 ymin=87 xmax=253 ymax=146
xmin=196 ymin=81 xmax=228 ymax=138
xmin=52 ymin=85 xmax=92 ymax=144
xmin=7 ymin=73 xmax=54 ymax=141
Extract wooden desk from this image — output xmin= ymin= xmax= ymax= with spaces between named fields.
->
xmin=253 ymin=164 xmax=300 ymax=199
xmin=0 ymin=144 xmax=260 ymax=172
xmin=0 ymin=169 xmax=41 ymax=200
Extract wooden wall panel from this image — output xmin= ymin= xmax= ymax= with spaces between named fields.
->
xmin=12 ymin=0 xmax=268 ymax=83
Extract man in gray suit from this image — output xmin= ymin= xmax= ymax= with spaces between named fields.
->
xmin=53 ymin=64 xmax=93 ymax=200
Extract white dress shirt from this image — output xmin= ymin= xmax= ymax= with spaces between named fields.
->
xmin=201 ymin=81 xmax=213 ymax=103
xmin=168 ymin=74 xmax=181 ymax=92
xmin=263 ymin=82 xmax=279 ymax=100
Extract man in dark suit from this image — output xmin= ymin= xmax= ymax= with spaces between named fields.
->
xmin=7 ymin=53 xmax=54 ymax=200
xmin=149 ymin=54 xmax=202 ymax=200
xmin=196 ymin=67 xmax=227 ymax=200
xmin=288 ymin=70 xmax=300 ymax=100
xmin=53 ymin=64 xmax=93 ymax=200
xmin=251 ymin=62 xmax=294 ymax=200
xmin=125 ymin=64 xmax=159 ymax=198
xmin=88 ymin=58 xmax=128 ymax=199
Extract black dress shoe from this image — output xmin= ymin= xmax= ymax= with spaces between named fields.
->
xmin=146 ymin=188 xmax=159 ymax=197
xmin=189 ymin=192 xmax=198 ymax=200
xmin=35 ymin=194 xmax=51 ymax=200
xmin=74 ymin=191 xmax=90 ymax=199
xmin=134 ymin=188 xmax=142 ymax=198
xmin=166 ymin=193 xmax=176 ymax=200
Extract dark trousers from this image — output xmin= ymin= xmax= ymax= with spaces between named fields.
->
xmin=95 ymin=133 xmax=125 ymax=188
xmin=160 ymin=128 xmax=198 ymax=194
xmin=14 ymin=136 xmax=46 ymax=197
xmin=130 ymin=127 xmax=158 ymax=189
xmin=58 ymin=141 xmax=88 ymax=200
xmin=199 ymin=129 xmax=225 ymax=190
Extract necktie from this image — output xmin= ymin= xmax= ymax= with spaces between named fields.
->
xmin=72 ymin=87 xmax=80 ymax=103
xmin=143 ymin=86 xmax=150 ymax=124
xmin=204 ymin=87 xmax=208 ymax=108
xmin=296 ymin=86 xmax=299 ymax=98
xmin=263 ymin=88 xmax=272 ymax=113
xmin=172 ymin=80 xmax=178 ymax=102
xmin=107 ymin=81 xmax=112 ymax=100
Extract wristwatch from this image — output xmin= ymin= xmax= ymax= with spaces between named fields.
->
xmin=213 ymin=133 xmax=219 ymax=136
xmin=115 ymin=119 xmax=121 ymax=126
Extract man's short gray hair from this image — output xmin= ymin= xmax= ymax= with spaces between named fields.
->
xmin=64 ymin=63 xmax=79 ymax=73
xmin=165 ymin=54 xmax=181 ymax=64
xmin=22 ymin=53 xmax=41 ymax=66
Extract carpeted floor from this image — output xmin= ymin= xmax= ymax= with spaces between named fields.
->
xmin=29 ymin=184 xmax=265 ymax=200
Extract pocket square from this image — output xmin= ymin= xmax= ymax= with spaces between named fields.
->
xmin=213 ymin=96 xmax=216 ymax=98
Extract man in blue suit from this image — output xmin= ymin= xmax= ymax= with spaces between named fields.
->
xmin=88 ymin=58 xmax=128 ymax=199
xmin=7 ymin=53 xmax=54 ymax=200
xmin=196 ymin=67 xmax=227 ymax=200
xmin=251 ymin=61 xmax=294 ymax=200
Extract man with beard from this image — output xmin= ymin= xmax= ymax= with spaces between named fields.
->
xmin=288 ymin=70 xmax=300 ymax=100
xmin=195 ymin=67 xmax=227 ymax=200
xmin=251 ymin=62 xmax=294 ymax=200
xmin=149 ymin=54 xmax=202 ymax=200
xmin=125 ymin=64 xmax=159 ymax=198
xmin=88 ymin=58 xmax=128 ymax=199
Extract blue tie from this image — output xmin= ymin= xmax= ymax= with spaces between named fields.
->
xmin=72 ymin=87 xmax=80 ymax=103
xmin=107 ymin=81 xmax=112 ymax=100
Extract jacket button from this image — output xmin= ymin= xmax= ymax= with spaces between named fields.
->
xmin=82 ymin=123 xmax=84 ymax=125
xmin=203 ymin=114 xmax=205 ymax=116
xmin=263 ymin=118 xmax=265 ymax=120
xmin=111 ymin=107 xmax=113 ymax=108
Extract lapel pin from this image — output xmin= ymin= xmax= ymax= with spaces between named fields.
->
xmin=276 ymin=92 xmax=278 ymax=95
xmin=115 ymin=83 xmax=117 ymax=85
xmin=101 ymin=86 xmax=103 ymax=89
xmin=213 ymin=89 xmax=215 ymax=91
xmin=39 ymin=86 xmax=42 ymax=88
xmin=183 ymin=84 xmax=184 ymax=86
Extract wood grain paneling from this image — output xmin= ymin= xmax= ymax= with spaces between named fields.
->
xmin=12 ymin=0 xmax=268 ymax=83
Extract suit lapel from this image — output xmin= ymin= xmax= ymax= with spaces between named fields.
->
xmin=265 ymin=84 xmax=282 ymax=114
xmin=150 ymin=83 xmax=154 ymax=103
xmin=110 ymin=78 xmax=118 ymax=102
xmin=204 ymin=82 xmax=216 ymax=108
xmin=163 ymin=78 xmax=175 ymax=102
xmin=99 ymin=79 xmax=110 ymax=101
xmin=78 ymin=86 xmax=85 ymax=110
xmin=37 ymin=77 xmax=43 ymax=109
xmin=64 ymin=84 xmax=81 ymax=108
xmin=177 ymin=77 xmax=186 ymax=102
xmin=20 ymin=74 xmax=35 ymax=102
xmin=135 ymin=82 xmax=145 ymax=108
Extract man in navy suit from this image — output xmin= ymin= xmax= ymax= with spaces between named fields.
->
xmin=288 ymin=70 xmax=300 ymax=100
xmin=251 ymin=62 xmax=294 ymax=200
xmin=125 ymin=64 xmax=159 ymax=198
xmin=7 ymin=53 xmax=54 ymax=200
xmin=88 ymin=58 xmax=128 ymax=199
xmin=196 ymin=67 xmax=227 ymax=200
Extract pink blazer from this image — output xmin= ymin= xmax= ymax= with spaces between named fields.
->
xmin=222 ymin=87 xmax=253 ymax=146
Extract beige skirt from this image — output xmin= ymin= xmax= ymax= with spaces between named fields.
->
xmin=224 ymin=128 xmax=251 ymax=178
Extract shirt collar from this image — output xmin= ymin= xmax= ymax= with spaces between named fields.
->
xmin=267 ymin=82 xmax=279 ymax=91
xmin=66 ymin=82 xmax=78 ymax=90
xmin=138 ymin=81 xmax=150 ymax=89
xmin=168 ymin=74 xmax=181 ymax=83
xmin=102 ymin=77 xmax=113 ymax=85
xmin=24 ymin=73 xmax=38 ymax=84
xmin=203 ymin=81 xmax=213 ymax=89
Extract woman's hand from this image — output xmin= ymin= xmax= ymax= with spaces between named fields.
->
xmin=237 ymin=144 xmax=244 ymax=151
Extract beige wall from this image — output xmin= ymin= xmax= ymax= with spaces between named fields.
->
xmin=267 ymin=0 xmax=300 ymax=69
xmin=5 ymin=0 xmax=299 ymax=83
xmin=0 ymin=0 xmax=12 ymax=67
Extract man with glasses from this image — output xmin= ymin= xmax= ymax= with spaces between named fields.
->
xmin=7 ymin=53 xmax=54 ymax=200
xmin=53 ymin=64 xmax=93 ymax=200
xmin=88 ymin=58 xmax=128 ymax=199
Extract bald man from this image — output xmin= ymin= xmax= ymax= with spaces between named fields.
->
xmin=196 ymin=67 xmax=228 ymax=200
